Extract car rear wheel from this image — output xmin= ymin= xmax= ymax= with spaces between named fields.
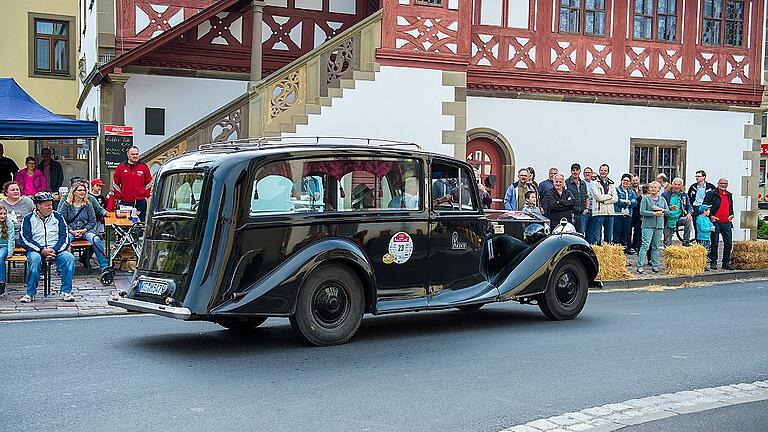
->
xmin=290 ymin=263 xmax=364 ymax=346
xmin=215 ymin=316 xmax=268 ymax=331
xmin=538 ymin=257 xmax=588 ymax=320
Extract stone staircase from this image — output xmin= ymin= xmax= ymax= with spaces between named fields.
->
xmin=144 ymin=10 xmax=382 ymax=169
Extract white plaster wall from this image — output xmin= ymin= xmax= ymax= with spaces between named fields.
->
xmin=79 ymin=0 xmax=100 ymax=95
xmin=290 ymin=66 xmax=455 ymax=155
xmin=468 ymin=97 xmax=754 ymax=239
xmin=124 ymin=75 xmax=247 ymax=151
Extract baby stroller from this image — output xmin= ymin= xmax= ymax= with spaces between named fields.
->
xmin=109 ymin=221 xmax=145 ymax=276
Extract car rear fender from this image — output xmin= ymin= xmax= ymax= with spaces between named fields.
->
xmin=210 ymin=238 xmax=376 ymax=316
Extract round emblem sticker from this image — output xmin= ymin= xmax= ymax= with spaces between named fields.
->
xmin=388 ymin=232 xmax=413 ymax=264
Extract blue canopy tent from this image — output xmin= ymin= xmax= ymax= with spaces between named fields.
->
xmin=0 ymin=77 xmax=99 ymax=181
xmin=0 ymin=78 xmax=97 ymax=139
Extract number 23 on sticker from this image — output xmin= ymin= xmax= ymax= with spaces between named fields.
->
xmin=384 ymin=232 xmax=413 ymax=264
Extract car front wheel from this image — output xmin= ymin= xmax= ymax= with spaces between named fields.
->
xmin=290 ymin=263 xmax=365 ymax=346
xmin=538 ymin=257 xmax=588 ymax=320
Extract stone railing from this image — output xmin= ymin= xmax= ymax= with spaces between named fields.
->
xmin=144 ymin=93 xmax=249 ymax=171
xmin=248 ymin=10 xmax=382 ymax=136
xmin=144 ymin=10 xmax=382 ymax=169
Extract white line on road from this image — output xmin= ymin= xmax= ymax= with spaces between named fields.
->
xmin=499 ymin=381 xmax=768 ymax=432
xmin=0 ymin=313 xmax=148 ymax=324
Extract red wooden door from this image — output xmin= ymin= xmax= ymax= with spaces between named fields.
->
xmin=466 ymin=138 xmax=505 ymax=210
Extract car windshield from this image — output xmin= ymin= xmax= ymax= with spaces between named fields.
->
xmin=157 ymin=171 xmax=205 ymax=213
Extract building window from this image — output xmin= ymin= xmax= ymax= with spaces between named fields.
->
xmin=633 ymin=0 xmax=677 ymax=41
xmin=415 ymin=0 xmax=443 ymax=5
xmin=34 ymin=19 xmax=69 ymax=75
xmin=34 ymin=140 xmax=88 ymax=161
xmin=702 ymin=0 xmax=744 ymax=47
xmin=630 ymin=139 xmax=686 ymax=185
xmin=145 ymin=108 xmax=166 ymax=136
xmin=559 ymin=0 xmax=606 ymax=36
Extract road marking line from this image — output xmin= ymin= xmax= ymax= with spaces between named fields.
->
xmin=591 ymin=278 xmax=768 ymax=294
xmin=499 ymin=381 xmax=768 ymax=432
xmin=0 ymin=313 xmax=148 ymax=324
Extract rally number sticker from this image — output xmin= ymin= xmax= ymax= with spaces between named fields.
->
xmin=387 ymin=232 xmax=413 ymax=264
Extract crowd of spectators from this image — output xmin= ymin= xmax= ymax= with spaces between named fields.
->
xmin=500 ymin=165 xmax=734 ymax=273
xmin=0 ymin=144 xmax=152 ymax=302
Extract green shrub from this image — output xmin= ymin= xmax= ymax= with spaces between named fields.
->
xmin=758 ymin=217 xmax=768 ymax=239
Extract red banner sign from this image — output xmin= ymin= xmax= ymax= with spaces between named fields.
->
xmin=761 ymin=143 xmax=768 ymax=157
xmin=105 ymin=125 xmax=134 ymax=136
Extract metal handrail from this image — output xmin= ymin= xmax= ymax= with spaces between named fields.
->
xmin=198 ymin=136 xmax=422 ymax=151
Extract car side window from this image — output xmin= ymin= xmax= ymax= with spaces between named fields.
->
xmin=431 ymin=161 xmax=478 ymax=212
xmin=249 ymin=157 xmax=422 ymax=216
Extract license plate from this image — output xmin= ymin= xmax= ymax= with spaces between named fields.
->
xmin=138 ymin=280 xmax=168 ymax=296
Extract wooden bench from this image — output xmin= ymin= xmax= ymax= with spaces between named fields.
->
xmin=6 ymin=240 xmax=91 ymax=297
xmin=6 ymin=248 xmax=52 ymax=297
xmin=70 ymin=239 xmax=93 ymax=271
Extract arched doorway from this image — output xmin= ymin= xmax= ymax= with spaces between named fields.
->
xmin=466 ymin=129 xmax=514 ymax=210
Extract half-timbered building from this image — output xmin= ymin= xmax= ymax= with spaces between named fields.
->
xmin=78 ymin=0 xmax=766 ymax=238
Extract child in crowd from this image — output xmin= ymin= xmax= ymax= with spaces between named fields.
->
xmin=522 ymin=190 xmax=541 ymax=215
xmin=0 ymin=206 xmax=15 ymax=296
xmin=696 ymin=204 xmax=715 ymax=254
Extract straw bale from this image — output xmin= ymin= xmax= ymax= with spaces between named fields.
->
xmin=732 ymin=241 xmax=768 ymax=270
xmin=592 ymin=244 xmax=633 ymax=280
xmin=663 ymin=244 xmax=707 ymax=275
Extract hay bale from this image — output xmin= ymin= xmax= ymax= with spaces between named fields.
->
xmin=663 ymin=244 xmax=707 ymax=275
xmin=732 ymin=240 xmax=768 ymax=270
xmin=592 ymin=244 xmax=633 ymax=280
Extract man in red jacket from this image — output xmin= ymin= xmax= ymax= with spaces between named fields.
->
xmin=113 ymin=146 xmax=152 ymax=221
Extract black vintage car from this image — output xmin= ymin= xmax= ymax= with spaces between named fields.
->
xmin=109 ymin=138 xmax=600 ymax=346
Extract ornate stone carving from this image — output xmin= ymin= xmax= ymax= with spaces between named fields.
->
xmin=211 ymin=108 xmax=241 ymax=142
xmin=327 ymin=39 xmax=354 ymax=85
xmin=149 ymin=141 xmax=187 ymax=168
xmin=269 ymin=71 xmax=302 ymax=119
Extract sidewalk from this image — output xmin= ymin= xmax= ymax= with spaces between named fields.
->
xmin=0 ymin=256 xmax=766 ymax=321
xmin=0 ymin=267 xmax=131 ymax=320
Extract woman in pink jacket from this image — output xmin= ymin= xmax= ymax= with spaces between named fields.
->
xmin=15 ymin=157 xmax=47 ymax=196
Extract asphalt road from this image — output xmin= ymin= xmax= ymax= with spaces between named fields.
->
xmin=1 ymin=281 xmax=767 ymax=432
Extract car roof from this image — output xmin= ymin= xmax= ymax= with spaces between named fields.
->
xmin=164 ymin=137 xmax=464 ymax=170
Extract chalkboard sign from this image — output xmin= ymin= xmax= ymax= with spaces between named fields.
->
xmin=104 ymin=125 xmax=134 ymax=168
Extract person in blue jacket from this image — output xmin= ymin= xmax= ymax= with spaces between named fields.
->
xmin=613 ymin=174 xmax=637 ymax=253
xmin=17 ymin=192 xmax=75 ymax=303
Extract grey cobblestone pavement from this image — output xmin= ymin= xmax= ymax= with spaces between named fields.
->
xmin=0 ymin=265 xmax=131 ymax=320
xmin=500 ymin=381 xmax=768 ymax=432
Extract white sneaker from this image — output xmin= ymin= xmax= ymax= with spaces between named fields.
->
xmin=60 ymin=293 xmax=75 ymax=302
xmin=20 ymin=294 xmax=35 ymax=303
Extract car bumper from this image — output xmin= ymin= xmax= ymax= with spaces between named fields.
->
xmin=107 ymin=296 xmax=192 ymax=320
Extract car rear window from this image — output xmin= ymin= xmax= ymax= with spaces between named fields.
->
xmin=249 ymin=157 xmax=422 ymax=216
xmin=157 ymin=171 xmax=205 ymax=213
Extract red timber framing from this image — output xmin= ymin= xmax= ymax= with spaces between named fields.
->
xmin=99 ymin=0 xmax=377 ymax=83
xmin=378 ymin=0 xmax=766 ymax=107
xmin=378 ymin=0 xmax=472 ymax=70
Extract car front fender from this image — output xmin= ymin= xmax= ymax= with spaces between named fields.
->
xmin=493 ymin=234 xmax=598 ymax=300
xmin=210 ymin=238 xmax=376 ymax=316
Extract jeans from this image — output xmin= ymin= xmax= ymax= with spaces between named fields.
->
xmin=637 ymin=227 xmax=663 ymax=268
xmin=708 ymin=222 xmax=733 ymax=266
xmin=0 ymin=246 xmax=9 ymax=282
xmin=120 ymin=199 xmax=148 ymax=222
xmin=584 ymin=211 xmax=593 ymax=239
xmin=590 ymin=215 xmax=614 ymax=245
xmin=612 ymin=216 xmax=632 ymax=248
xmin=631 ymin=214 xmax=643 ymax=251
xmin=698 ymin=239 xmax=711 ymax=253
xmin=574 ymin=213 xmax=588 ymax=235
xmin=68 ymin=232 xmax=109 ymax=271
xmin=663 ymin=219 xmax=693 ymax=246
xmin=26 ymin=251 xmax=75 ymax=297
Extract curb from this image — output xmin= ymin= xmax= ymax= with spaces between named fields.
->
xmin=0 ymin=308 xmax=131 ymax=321
xmin=597 ymin=269 xmax=768 ymax=291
